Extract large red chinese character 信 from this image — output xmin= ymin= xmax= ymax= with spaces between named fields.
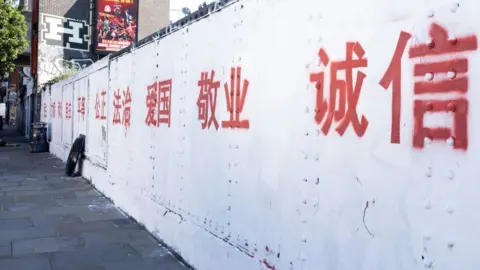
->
xmin=123 ymin=87 xmax=132 ymax=132
xmin=197 ymin=70 xmax=220 ymax=130
xmin=409 ymin=23 xmax=476 ymax=150
xmin=77 ymin=97 xmax=86 ymax=121
xmin=309 ymin=42 xmax=369 ymax=137
xmin=379 ymin=31 xmax=412 ymax=144
xmin=112 ymin=89 xmax=122 ymax=125
xmin=222 ymin=67 xmax=250 ymax=129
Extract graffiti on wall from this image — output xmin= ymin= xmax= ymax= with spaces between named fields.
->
xmin=38 ymin=13 xmax=93 ymax=85
xmin=41 ymin=13 xmax=90 ymax=51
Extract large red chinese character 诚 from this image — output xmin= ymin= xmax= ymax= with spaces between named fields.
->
xmin=409 ymin=23 xmax=475 ymax=150
xmin=197 ymin=70 xmax=220 ymax=130
xmin=123 ymin=87 xmax=132 ymax=132
xmin=77 ymin=97 xmax=86 ymax=121
xmin=95 ymin=90 xmax=107 ymax=120
xmin=112 ymin=89 xmax=122 ymax=125
xmin=222 ymin=67 xmax=250 ymax=129
xmin=309 ymin=42 xmax=369 ymax=137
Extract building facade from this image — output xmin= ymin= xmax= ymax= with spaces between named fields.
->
xmin=11 ymin=0 xmax=170 ymax=136
xmin=138 ymin=0 xmax=170 ymax=40
xmin=32 ymin=0 xmax=92 ymax=86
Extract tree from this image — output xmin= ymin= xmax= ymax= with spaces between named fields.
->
xmin=0 ymin=0 xmax=28 ymax=73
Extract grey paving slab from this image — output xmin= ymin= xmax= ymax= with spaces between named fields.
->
xmin=15 ymin=190 xmax=77 ymax=203
xmin=77 ymin=206 xmax=127 ymax=222
xmin=31 ymin=214 xmax=82 ymax=227
xmin=12 ymin=236 xmax=83 ymax=256
xmin=3 ymin=201 xmax=50 ymax=211
xmin=81 ymin=229 xmax=154 ymax=248
xmin=0 ymin=217 xmax=33 ymax=229
xmin=70 ymin=265 xmax=106 ymax=270
xmin=0 ymin=227 xmax=58 ymax=244
xmin=103 ymin=256 xmax=188 ymax=270
xmin=0 ymin=255 xmax=52 ymax=270
xmin=0 ymin=126 xmax=191 ymax=269
xmin=55 ymin=196 xmax=110 ymax=207
xmin=51 ymin=244 xmax=138 ymax=269
xmin=56 ymin=219 xmax=139 ymax=236
xmin=0 ymin=244 xmax=11 ymax=257
xmin=129 ymin=240 xmax=171 ymax=258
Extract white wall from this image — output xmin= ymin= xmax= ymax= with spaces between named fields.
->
xmin=42 ymin=0 xmax=480 ymax=269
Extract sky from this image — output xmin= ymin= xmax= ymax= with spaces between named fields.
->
xmin=169 ymin=0 xmax=213 ymax=22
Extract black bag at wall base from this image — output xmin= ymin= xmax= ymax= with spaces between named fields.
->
xmin=66 ymin=134 xmax=86 ymax=177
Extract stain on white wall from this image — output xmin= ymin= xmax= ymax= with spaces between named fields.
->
xmin=43 ymin=0 xmax=480 ymax=269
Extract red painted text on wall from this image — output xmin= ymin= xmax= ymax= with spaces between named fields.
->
xmin=145 ymin=79 xmax=172 ymax=128
xmin=112 ymin=87 xmax=132 ymax=133
xmin=222 ymin=67 xmax=250 ymax=129
xmin=77 ymin=97 xmax=86 ymax=121
xmin=197 ymin=70 xmax=220 ymax=130
xmin=309 ymin=43 xmax=369 ymax=137
xmin=379 ymin=23 xmax=475 ymax=150
xmin=50 ymin=102 xmax=56 ymax=119
xmin=58 ymin=101 xmax=63 ymax=118
xmin=65 ymin=102 xmax=72 ymax=120
xmin=409 ymin=23 xmax=475 ymax=150
xmin=95 ymin=90 xmax=107 ymax=120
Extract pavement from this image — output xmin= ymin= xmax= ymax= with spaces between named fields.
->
xmin=0 ymin=125 xmax=191 ymax=270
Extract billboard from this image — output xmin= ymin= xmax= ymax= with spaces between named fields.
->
xmin=95 ymin=0 xmax=138 ymax=53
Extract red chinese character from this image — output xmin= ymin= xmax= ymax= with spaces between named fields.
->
xmin=379 ymin=31 xmax=412 ymax=144
xmin=197 ymin=70 xmax=220 ymax=130
xmin=408 ymin=23 xmax=475 ymax=150
xmin=58 ymin=101 xmax=63 ymax=118
xmin=222 ymin=67 xmax=250 ymax=129
xmin=65 ymin=102 xmax=72 ymax=119
xmin=51 ymin=102 xmax=56 ymax=119
xmin=309 ymin=42 xmax=369 ymax=137
xmin=145 ymin=82 xmax=158 ymax=126
xmin=95 ymin=93 xmax=100 ymax=119
xmin=145 ymin=80 xmax=172 ymax=127
xmin=112 ymin=89 xmax=122 ymax=125
xmin=95 ymin=90 xmax=107 ymax=120
xmin=157 ymin=80 xmax=172 ymax=127
xmin=77 ymin=97 xmax=86 ymax=121
xmin=123 ymin=87 xmax=132 ymax=132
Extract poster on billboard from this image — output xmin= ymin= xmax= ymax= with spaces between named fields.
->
xmin=95 ymin=0 xmax=138 ymax=53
